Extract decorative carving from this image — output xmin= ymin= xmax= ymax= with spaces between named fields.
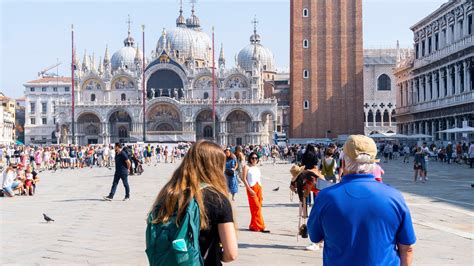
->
xmin=432 ymin=20 xmax=439 ymax=31
xmin=455 ymin=6 xmax=464 ymax=19
xmin=447 ymin=12 xmax=455 ymax=24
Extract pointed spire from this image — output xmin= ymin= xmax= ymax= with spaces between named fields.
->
xmin=98 ymin=56 xmax=103 ymax=74
xmin=104 ymin=44 xmax=110 ymax=65
xmin=134 ymin=43 xmax=142 ymax=63
xmin=160 ymin=28 xmax=167 ymax=51
xmin=90 ymin=53 xmax=96 ymax=71
xmin=82 ymin=49 xmax=89 ymax=71
xmin=219 ymin=43 xmax=225 ymax=67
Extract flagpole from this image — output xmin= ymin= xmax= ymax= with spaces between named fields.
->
xmin=142 ymin=24 xmax=146 ymax=142
xmin=212 ymin=26 xmax=216 ymax=142
xmin=71 ymin=24 xmax=76 ymax=145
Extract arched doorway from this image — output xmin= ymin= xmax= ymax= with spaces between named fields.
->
xmin=147 ymin=69 xmax=184 ymax=99
xmin=195 ymin=109 xmax=219 ymax=140
xmin=77 ymin=113 xmax=101 ymax=145
xmin=226 ymin=110 xmax=251 ymax=145
xmin=147 ymin=103 xmax=182 ymax=132
xmin=109 ymin=110 xmax=132 ymax=143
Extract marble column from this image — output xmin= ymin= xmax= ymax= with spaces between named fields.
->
xmin=467 ymin=59 xmax=472 ymax=91
xmin=455 ymin=63 xmax=461 ymax=95
xmin=463 ymin=60 xmax=468 ymax=93
xmin=447 ymin=66 xmax=453 ymax=96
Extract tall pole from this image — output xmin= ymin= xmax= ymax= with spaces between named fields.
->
xmin=212 ymin=26 xmax=216 ymax=142
xmin=71 ymin=24 xmax=75 ymax=145
xmin=142 ymin=24 xmax=146 ymax=142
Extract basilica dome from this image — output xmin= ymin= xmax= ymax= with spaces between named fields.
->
xmin=111 ymin=34 xmax=143 ymax=71
xmin=237 ymin=30 xmax=275 ymax=72
xmin=156 ymin=8 xmax=211 ymax=62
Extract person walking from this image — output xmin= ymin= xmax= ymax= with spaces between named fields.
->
xmin=413 ymin=147 xmax=426 ymax=183
xmin=146 ymin=140 xmax=238 ymax=265
xmin=320 ymin=148 xmax=337 ymax=183
xmin=104 ymin=143 xmax=131 ymax=201
xmin=242 ymin=152 xmax=270 ymax=233
xmin=468 ymin=141 xmax=474 ymax=169
xmin=307 ymin=135 xmax=416 ymax=266
xmin=224 ymin=148 xmax=239 ymax=201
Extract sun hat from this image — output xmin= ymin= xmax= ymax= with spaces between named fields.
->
xmin=290 ymin=164 xmax=305 ymax=182
xmin=343 ymin=135 xmax=379 ymax=163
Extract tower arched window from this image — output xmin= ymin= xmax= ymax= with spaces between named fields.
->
xmin=303 ymin=39 xmax=309 ymax=48
xmin=377 ymin=74 xmax=391 ymax=91
xmin=303 ymin=69 xmax=309 ymax=79
xmin=121 ymin=93 xmax=126 ymax=101
xmin=90 ymin=94 xmax=96 ymax=102
xmin=303 ymin=8 xmax=309 ymax=17
xmin=303 ymin=100 xmax=309 ymax=110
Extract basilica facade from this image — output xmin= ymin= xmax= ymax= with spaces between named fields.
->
xmin=55 ymin=6 xmax=278 ymax=146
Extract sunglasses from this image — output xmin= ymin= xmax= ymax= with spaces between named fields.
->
xmin=251 ymin=157 xmax=258 ymax=160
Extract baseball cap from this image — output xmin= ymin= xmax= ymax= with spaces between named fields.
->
xmin=343 ymin=135 xmax=379 ymax=163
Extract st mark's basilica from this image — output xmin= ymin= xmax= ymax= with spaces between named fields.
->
xmin=56 ymin=5 xmax=278 ymax=146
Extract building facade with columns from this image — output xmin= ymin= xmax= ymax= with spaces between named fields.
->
xmin=23 ymin=77 xmax=71 ymax=145
xmin=0 ymin=93 xmax=16 ymax=145
xmin=50 ymin=5 xmax=277 ymax=146
xmin=395 ymin=0 xmax=474 ymax=142
xmin=364 ymin=48 xmax=404 ymax=135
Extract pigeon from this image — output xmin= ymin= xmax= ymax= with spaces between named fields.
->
xmin=43 ymin=213 xmax=55 ymax=222
xmin=272 ymin=187 xmax=280 ymax=192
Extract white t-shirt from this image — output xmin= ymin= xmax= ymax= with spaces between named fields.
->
xmin=246 ymin=165 xmax=262 ymax=187
xmin=2 ymin=169 xmax=15 ymax=188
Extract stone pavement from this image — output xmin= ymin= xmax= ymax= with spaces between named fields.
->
xmin=1 ymin=157 xmax=473 ymax=265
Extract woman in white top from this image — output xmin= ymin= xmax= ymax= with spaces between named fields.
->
xmin=241 ymin=152 xmax=270 ymax=233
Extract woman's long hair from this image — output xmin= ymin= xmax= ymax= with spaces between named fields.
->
xmin=149 ymin=140 xmax=228 ymax=229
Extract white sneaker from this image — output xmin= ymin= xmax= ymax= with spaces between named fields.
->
xmin=305 ymin=243 xmax=321 ymax=251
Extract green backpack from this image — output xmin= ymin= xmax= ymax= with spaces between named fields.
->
xmin=146 ymin=199 xmax=204 ymax=266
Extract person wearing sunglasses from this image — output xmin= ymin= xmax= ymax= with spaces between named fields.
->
xmin=241 ymin=152 xmax=270 ymax=233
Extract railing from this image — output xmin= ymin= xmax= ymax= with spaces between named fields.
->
xmin=56 ymin=97 xmax=278 ymax=107
xmin=396 ymin=90 xmax=474 ymax=114
xmin=414 ymin=35 xmax=473 ymax=69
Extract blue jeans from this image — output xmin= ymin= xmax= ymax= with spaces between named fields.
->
xmin=108 ymin=174 xmax=130 ymax=198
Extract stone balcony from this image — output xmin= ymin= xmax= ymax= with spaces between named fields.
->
xmin=56 ymin=97 xmax=278 ymax=107
xmin=397 ymin=90 xmax=474 ymax=115
xmin=413 ymin=35 xmax=473 ymax=69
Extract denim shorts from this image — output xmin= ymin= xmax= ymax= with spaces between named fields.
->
xmin=3 ymin=181 xmax=21 ymax=194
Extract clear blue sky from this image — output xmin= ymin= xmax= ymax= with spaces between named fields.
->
xmin=1 ymin=0 xmax=447 ymax=98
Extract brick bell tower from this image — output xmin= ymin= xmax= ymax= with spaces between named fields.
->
xmin=290 ymin=0 xmax=364 ymax=139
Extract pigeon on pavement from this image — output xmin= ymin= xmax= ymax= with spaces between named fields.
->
xmin=272 ymin=187 xmax=280 ymax=192
xmin=43 ymin=213 xmax=55 ymax=222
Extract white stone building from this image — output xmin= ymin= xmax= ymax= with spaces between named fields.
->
xmin=23 ymin=77 xmax=71 ymax=144
xmin=51 ymin=5 xmax=277 ymax=146
xmin=395 ymin=0 xmax=473 ymax=142
xmin=0 ymin=93 xmax=16 ymax=145
xmin=363 ymin=48 xmax=408 ymax=135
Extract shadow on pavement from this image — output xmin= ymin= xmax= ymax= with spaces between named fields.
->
xmin=53 ymin=198 xmax=105 ymax=202
xmin=238 ymin=243 xmax=304 ymax=250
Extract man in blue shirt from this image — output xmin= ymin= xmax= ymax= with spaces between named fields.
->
xmin=104 ymin=143 xmax=131 ymax=201
xmin=308 ymin=135 xmax=416 ymax=266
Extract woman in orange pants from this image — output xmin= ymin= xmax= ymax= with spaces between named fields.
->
xmin=242 ymin=152 xmax=270 ymax=233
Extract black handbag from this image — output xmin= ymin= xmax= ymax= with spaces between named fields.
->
xmin=225 ymin=169 xmax=235 ymax=176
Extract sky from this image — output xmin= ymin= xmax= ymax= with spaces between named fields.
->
xmin=1 ymin=0 xmax=447 ymax=98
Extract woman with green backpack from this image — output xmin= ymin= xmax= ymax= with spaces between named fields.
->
xmin=146 ymin=140 xmax=238 ymax=266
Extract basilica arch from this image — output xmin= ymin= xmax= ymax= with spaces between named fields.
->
xmin=225 ymin=109 xmax=252 ymax=146
xmin=77 ymin=112 xmax=102 ymax=144
xmin=108 ymin=110 xmax=132 ymax=143
xmin=195 ymin=109 xmax=219 ymax=140
xmin=146 ymin=102 xmax=183 ymax=132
